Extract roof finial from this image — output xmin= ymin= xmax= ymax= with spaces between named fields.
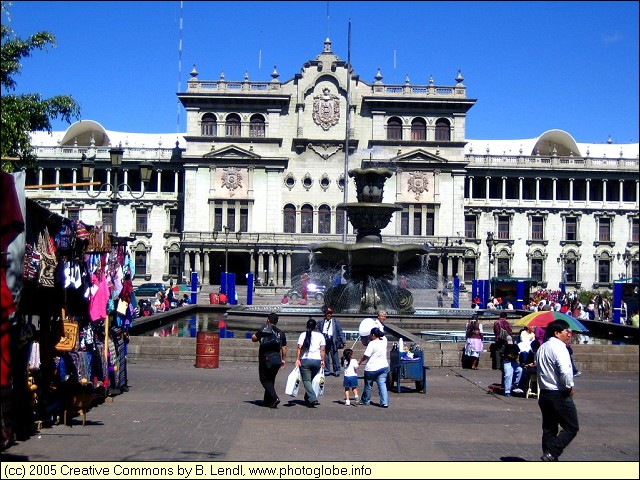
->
xmin=323 ymin=37 xmax=332 ymax=53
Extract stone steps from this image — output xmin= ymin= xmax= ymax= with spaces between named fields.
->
xmin=127 ymin=337 xmax=639 ymax=372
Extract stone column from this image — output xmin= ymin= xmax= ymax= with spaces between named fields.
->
xmin=569 ymin=178 xmax=574 ymax=206
xmin=277 ymin=252 xmax=284 ymax=286
xmin=194 ymin=251 xmax=201 ymax=282
xmin=285 ymin=253 xmax=292 ymax=287
xmin=203 ymin=251 xmax=210 ymax=285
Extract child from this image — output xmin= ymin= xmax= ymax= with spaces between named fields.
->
xmin=341 ymin=348 xmax=359 ymax=406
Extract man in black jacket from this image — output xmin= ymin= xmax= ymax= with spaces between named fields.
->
xmin=252 ymin=312 xmax=287 ymax=408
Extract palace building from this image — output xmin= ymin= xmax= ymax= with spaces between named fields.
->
xmin=25 ymin=38 xmax=639 ymax=293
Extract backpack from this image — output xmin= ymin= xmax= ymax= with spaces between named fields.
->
xmin=260 ymin=324 xmax=280 ymax=348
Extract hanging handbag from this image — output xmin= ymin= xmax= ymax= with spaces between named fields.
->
xmin=55 ymin=309 xmax=79 ymax=352
xmin=22 ymin=244 xmax=41 ymax=283
xmin=264 ymin=350 xmax=282 ymax=369
xmin=38 ymin=229 xmax=57 ymax=287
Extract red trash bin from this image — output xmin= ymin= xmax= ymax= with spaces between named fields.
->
xmin=196 ymin=331 xmax=219 ymax=368
xmin=209 ymin=292 xmax=219 ymax=304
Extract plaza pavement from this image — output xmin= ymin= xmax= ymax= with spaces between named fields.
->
xmin=1 ymin=358 xmax=638 ymax=467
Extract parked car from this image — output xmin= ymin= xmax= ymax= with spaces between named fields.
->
xmin=286 ymin=282 xmax=326 ymax=300
xmin=134 ymin=282 xmax=166 ymax=298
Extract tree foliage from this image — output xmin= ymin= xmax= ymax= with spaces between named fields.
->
xmin=1 ymin=2 xmax=80 ymax=172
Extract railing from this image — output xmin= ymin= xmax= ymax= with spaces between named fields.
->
xmin=187 ymin=80 xmax=282 ymax=93
xmin=33 ymin=145 xmax=177 ymax=161
xmin=465 ymin=154 xmax=639 ymax=171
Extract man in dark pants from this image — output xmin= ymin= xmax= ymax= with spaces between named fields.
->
xmin=252 ymin=312 xmax=287 ymax=408
xmin=318 ymin=306 xmax=345 ymax=376
xmin=535 ymin=319 xmax=579 ymax=461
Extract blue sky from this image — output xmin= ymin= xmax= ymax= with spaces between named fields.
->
xmin=4 ymin=1 xmax=639 ymax=143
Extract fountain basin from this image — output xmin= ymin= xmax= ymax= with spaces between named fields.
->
xmin=310 ymin=241 xmax=428 ymax=268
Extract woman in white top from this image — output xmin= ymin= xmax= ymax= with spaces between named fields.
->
xmin=295 ymin=318 xmax=326 ymax=407
xmin=357 ymin=328 xmax=390 ymax=407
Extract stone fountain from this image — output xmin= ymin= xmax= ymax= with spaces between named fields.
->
xmin=310 ymin=166 xmax=428 ymax=314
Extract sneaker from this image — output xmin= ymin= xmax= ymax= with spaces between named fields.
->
xmin=381 ymin=404 xmax=389 ymax=408
xmin=512 ymin=388 xmax=524 ymax=394
xmin=354 ymin=396 xmax=359 ymax=403
xmin=345 ymin=400 xmax=351 ymax=406
xmin=269 ymin=398 xmax=280 ymax=408
xmin=359 ymin=401 xmax=370 ymax=405
xmin=541 ymin=452 xmax=557 ymax=462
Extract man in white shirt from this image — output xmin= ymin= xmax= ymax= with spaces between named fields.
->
xmin=535 ymin=319 xmax=579 ymax=462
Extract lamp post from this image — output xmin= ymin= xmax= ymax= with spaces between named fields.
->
xmin=82 ymin=146 xmax=153 ymax=237
xmin=617 ymin=248 xmax=632 ymax=279
xmin=485 ymin=231 xmax=495 ymax=296
xmin=557 ymin=253 xmax=567 ymax=293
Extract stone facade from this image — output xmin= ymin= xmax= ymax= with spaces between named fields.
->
xmin=26 ymin=39 xmax=639 ymax=294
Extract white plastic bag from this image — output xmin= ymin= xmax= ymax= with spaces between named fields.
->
xmin=312 ymin=370 xmax=325 ymax=397
xmin=285 ymin=366 xmax=301 ymax=397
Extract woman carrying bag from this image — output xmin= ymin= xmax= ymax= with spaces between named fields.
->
xmin=295 ymin=318 xmax=326 ymax=408
xmin=358 ymin=328 xmax=390 ymax=408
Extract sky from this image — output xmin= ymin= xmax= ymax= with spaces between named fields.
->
xmin=4 ymin=1 xmax=639 ymax=144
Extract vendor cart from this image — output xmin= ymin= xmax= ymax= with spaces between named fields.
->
xmin=387 ymin=344 xmax=428 ymax=394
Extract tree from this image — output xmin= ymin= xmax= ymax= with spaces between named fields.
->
xmin=1 ymin=2 xmax=80 ymax=172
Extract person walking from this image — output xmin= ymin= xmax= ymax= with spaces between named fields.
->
xmin=251 ymin=312 xmax=287 ymax=408
xmin=341 ymin=348 xmax=359 ymax=406
xmin=535 ymin=319 xmax=579 ymax=461
xmin=295 ymin=318 xmax=326 ymax=408
xmin=318 ymin=306 xmax=345 ymax=377
xmin=357 ymin=328 xmax=390 ymax=408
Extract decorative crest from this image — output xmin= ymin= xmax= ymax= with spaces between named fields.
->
xmin=312 ymin=87 xmax=340 ymax=131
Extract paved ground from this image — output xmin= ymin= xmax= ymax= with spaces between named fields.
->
xmin=2 ymin=359 xmax=638 ymax=467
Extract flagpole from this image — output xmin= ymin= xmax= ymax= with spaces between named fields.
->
xmin=342 ymin=19 xmax=352 ymax=244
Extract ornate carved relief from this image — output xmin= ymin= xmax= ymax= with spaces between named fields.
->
xmin=221 ymin=167 xmax=243 ymax=196
xmin=308 ymin=142 xmax=343 ymax=160
xmin=312 ymin=88 xmax=340 ymax=131
xmin=407 ymin=171 xmax=430 ymax=200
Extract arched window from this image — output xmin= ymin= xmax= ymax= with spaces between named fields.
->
xmin=201 ymin=113 xmax=217 ymax=136
xmin=249 ymin=114 xmax=265 ymax=137
xmin=318 ymin=204 xmax=331 ymax=234
xmin=336 ymin=209 xmax=345 ymax=235
xmin=435 ymin=118 xmax=451 ymax=142
xmin=301 ymin=204 xmax=313 ymax=233
xmin=283 ymin=204 xmax=296 ymax=233
xmin=387 ymin=117 xmax=402 ymax=140
xmin=411 ymin=118 xmax=426 ymax=141
xmin=225 ymin=113 xmax=241 ymax=137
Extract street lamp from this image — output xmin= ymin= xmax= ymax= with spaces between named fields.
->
xmin=485 ymin=231 xmax=495 ymax=296
xmin=82 ymin=146 xmax=153 ymax=236
xmin=557 ymin=253 xmax=567 ymax=292
xmin=213 ymin=225 xmax=242 ymax=295
xmin=617 ymin=248 xmax=632 ymax=279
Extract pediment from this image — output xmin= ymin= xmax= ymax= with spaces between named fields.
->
xmin=202 ymin=144 xmax=261 ymax=160
xmin=392 ymin=149 xmax=448 ymax=163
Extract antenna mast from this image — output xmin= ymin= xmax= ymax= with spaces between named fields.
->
xmin=177 ymin=1 xmax=184 ymax=133
xmin=342 ymin=19 xmax=352 ymax=243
